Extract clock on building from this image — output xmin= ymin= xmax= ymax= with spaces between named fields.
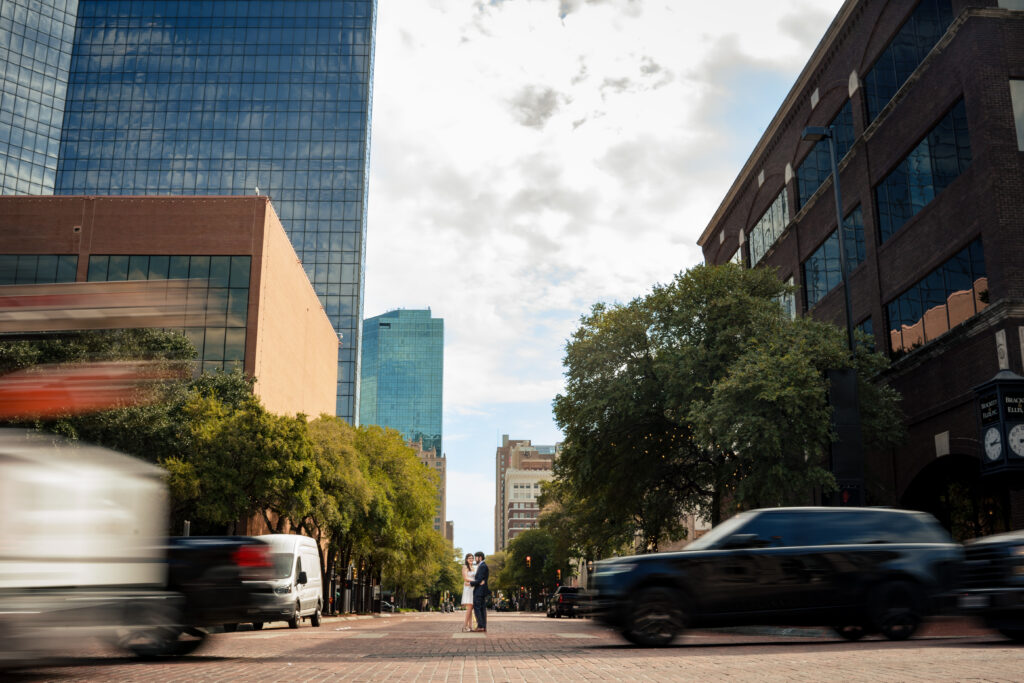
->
xmin=1008 ymin=424 xmax=1024 ymax=457
xmin=984 ymin=426 xmax=1002 ymax=461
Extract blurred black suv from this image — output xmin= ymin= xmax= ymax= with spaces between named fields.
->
xmin=590 ymin=507 xmax=962 ymax=646
xmin=957 ymin=529 xmax=1024 ymax=642
xmin=546 ymin=586 xmax=583 ymax=618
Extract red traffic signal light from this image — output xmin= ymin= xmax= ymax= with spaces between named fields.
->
xmin=526 ymin=555 xmax=531 ymax=567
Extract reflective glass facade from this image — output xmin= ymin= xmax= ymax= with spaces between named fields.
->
xmin=87 ymin=254 xmax=251 ymax=373
xmin=0 ymin=0 xmax=78 ymax=195
xmin=0 ymin=253 xmax=77 ymax=284
xmin=359 ymin=310 xmax=444 ymax=457
xmin=875 ymin=99 xmax=971 ymax=243
xmin=43 ymin=0 xmax=376 ymax=421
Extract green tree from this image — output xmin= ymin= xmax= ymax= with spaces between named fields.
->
xmin=554 ymin=263 xmax=904 ymax=548
xmin=499 ymin=528 xmax=569 ymax=600
xmin=163 ymin=394 xmax=320 ymax=533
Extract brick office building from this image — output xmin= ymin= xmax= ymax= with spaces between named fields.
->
xmin=698 ymin=0 xmax=1024 ymax=533
xmin=0 ymin=195 xmax=339 ymax=418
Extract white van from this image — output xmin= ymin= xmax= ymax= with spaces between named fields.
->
xmin=243 ymin=534 xmax=323 ymax=630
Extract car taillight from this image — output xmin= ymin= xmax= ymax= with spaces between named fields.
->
xmin=559 ymin=595 xmax=563 ymax=603
xmin=233 ymin=544 xmax=272 ymax=572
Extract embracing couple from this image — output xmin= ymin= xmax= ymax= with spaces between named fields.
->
xmin=460 ymin=551 xmax=489 ymax=633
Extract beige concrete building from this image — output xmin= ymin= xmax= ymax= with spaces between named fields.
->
xmin=410 ymin=438 xmax=447 ymax=536
xmin=0 ymin=195 xmax=338 ymax=417
xmin=494 ymin=434 xmax=558 ymax=552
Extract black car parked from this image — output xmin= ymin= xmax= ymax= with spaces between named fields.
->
xmin=957 ymin=529 xmax=1024 ymax=642
xmin=546 ymin=586 xmax=583 ymax=618
xmin=589 ymin=507 xmax=962 ymax=646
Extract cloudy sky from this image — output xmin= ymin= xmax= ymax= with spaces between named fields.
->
xmin=363 ymin=0 xmax=846 ymax=555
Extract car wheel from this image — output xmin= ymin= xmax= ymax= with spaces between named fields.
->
xmin=832 ymin=624 xmax=867 ymax=641
xmin=287 ymin=602 xmax=301 ymax=629
xmin=311 ymin=603 xmax=322 ymax=627
xmin=252 ymin=622 xmax=264 ymax=631
xmin=624 ymin=587 xmax=686 ymax=647
xmin=117 ymin=601 xmax=185 ymax=658
xmin=223 ymin=623 xmax=238 ymax=633
xmin=873 ymin=581 xmax=922 ymax=641
xmin=998 ymin=628 xmax=1024 ymax=643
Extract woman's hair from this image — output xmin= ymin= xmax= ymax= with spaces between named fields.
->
xmin=464 ymin=553 xmax=474 ymax=569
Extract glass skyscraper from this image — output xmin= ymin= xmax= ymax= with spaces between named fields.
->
xmin=0 ymin=0 xmax=376 ymax=422
xmin=0 ymin=0 xmax=78 ymax=195
xmin=360 ymin=309 xmax=444 ymax=457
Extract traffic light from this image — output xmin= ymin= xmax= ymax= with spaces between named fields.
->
xmin=556 ymin=569 xmax=561 ymax=581
xmin=526 ymin=555 xmax=531 ymax=568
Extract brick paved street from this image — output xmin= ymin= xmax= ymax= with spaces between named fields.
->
xmin=8 ymin=612 xmax=1024 ymax=682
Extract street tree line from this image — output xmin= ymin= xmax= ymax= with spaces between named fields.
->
xmin=0 ymin=329 xmax=453 ymax=608
xmin=543 ymin=264 xmax=905 ymax=556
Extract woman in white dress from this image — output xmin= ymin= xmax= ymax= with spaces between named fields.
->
xmin=461 ymin=553 xmax=476 ymax=631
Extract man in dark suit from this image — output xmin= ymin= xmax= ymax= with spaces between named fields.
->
xmin=469 ymin=551 xmax=489 ymax=632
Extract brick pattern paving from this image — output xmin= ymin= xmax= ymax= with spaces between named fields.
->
xmin=8 ymin=612 xmax=1024 ymax=681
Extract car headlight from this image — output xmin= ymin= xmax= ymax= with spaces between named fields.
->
xmin=274 ymin=585 xmax=293 ymax=595
xmin=595 ymin=562 xmax=636 ymax=576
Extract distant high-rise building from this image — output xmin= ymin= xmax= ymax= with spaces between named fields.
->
xmin=494 ymin=434 xmax=558 ymax=553
xmin=409 ymin=438 xmax=447 ymax=537
xmin=359 ymin=309 xmax=443 ymax=455
xmin=0 ymin=0 xmax=377 ymax=422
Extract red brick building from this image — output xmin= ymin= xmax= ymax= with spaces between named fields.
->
xmin=0 ymin=195 xmax=339 ymax=418
xmin=699 ymin=1 xmax=1024 ymax=533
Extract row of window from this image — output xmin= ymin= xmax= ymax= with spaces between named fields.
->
xmin=887 ymin=240 xmax=986 ymax=357
xmin=748 ymin=189 xmax=789 ymax=268
xmin=796 ymin=100 xmax=855 ymax=210
xmin=0 ymin=254 xmax=77 ymax=285
xmin=863 ymin=0 xmax=953 ymax=122
xmin=801 ymin=206 xmax=866 ymax=310
xmin=78 ymin=1 xmax=373 ymax=20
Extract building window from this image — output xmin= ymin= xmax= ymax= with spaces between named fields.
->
xmin=875 ymin=99 xmax=971 ymax=243
xmin=886 ymin=239 xmax=987 ymax=357
xmin=796 ymin=100 xmax=856 ymax=209
xmin=1011 ymin=80 xmax=1024 ymax=152
xmin=0 ymin=255 xmax=78 ymax=285
xmin=749 ymin=189 xmax=789 ymax=267
xmin=776 ymin=276 xmax=797 ymax=320
xmin=802 ymin=206 xmax=866 ymax=309
xmin=87 ymin=254 xmax=251 ymax=373
xmin=729 ymin=246 xmax=745 ymax=267
xmin=863 ymin=0 xmax=954 ymax=122
xmin=857 ymin=318 xmax=875 ymax=351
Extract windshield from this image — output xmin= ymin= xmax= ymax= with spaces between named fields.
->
xmin=270 ymin=552 xmax=296 ymax=580
xmin=685 ymin=511 xmax=753 ymax=550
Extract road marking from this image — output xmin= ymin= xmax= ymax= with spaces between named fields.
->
xmin=556 ymin=633 xmax=598 ymax=639
xmin=349 ymin=633 xmax=387 ymax=638
xmin=452 ymin=633 xmax=487 ymax=638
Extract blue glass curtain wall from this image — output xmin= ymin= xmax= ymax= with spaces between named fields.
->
xmin=863 ymin=0 xmax=953 ymax=122
xmin=886 ymin=239 xmax=986 ymax=357
xmin=53 ymin=0 xmax=377 ymax=420
xmin=0 ymin=0 xmax=79 ymax=195
xmin=875 ymin=99 xmax=971 ymax=243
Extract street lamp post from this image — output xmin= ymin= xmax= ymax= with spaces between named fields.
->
xmin=802 ymin=125 xmax=865 ymax=506
xmin=802 ymin=125 xmax=855 ymax=353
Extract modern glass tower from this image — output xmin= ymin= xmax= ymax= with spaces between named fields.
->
xmin=0 ymin=0 xmax=79 ymax=195
xmin=0 ymin=0 xmax=376 ymax=422
xmin=360 ymin=309 xmax=444 ymax=456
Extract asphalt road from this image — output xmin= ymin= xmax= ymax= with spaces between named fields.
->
xmin=8 ymin=611 xmax=1024 ymax=681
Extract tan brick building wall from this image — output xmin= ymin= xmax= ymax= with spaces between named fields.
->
xmin=0 ymin=195 xmax=338 ymax=418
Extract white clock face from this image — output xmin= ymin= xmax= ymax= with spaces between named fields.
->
xmin=1009 ymin=424 xmax=1024 ymax=457
xmin=984 ymin=427 xmax=1002 ymax=461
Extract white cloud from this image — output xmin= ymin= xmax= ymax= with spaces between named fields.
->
xmin=366 ymin=0 xmax=846 ymax=554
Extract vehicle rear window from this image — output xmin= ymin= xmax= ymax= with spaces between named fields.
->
xmin=800 ymin=510 xmax=952 ymax=546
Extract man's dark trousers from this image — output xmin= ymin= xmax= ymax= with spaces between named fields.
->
xmin=471 ymin=560 xmax=489 ymax=630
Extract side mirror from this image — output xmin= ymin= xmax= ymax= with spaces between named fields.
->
xmin=721 ymin=533 xmax=760 ymax=550
xmin=297 ymin=571 xmax=308 ymax=585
